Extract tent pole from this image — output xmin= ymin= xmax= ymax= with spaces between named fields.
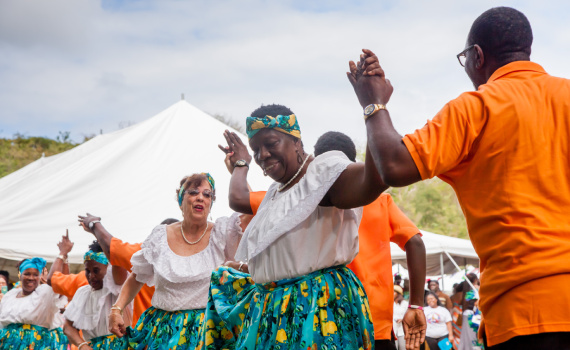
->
xmin=444 ymin=251 xmax=477 ymax=291
xmin=440 ymin=253 xmax=444 ymax=291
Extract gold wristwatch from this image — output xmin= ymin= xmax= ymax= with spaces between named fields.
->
xmin=363 ymin=104 xmax=387 ymax=120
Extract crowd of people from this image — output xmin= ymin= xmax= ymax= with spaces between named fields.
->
xmin=1 ymin=5 xmax=570 ymax=350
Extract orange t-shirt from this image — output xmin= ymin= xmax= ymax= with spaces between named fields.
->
xmin=110 ymin=238 xmax=155 ymax=327
xmin=51 ymin=271 xmax=88 ymax=300
xmin=402 ymin=61 xmax=570 ymax=346
xmin=250 ymin=191 xmax=419 ymax=340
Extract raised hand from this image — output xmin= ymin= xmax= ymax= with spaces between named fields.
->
xmin=218 ymin=130 xmax=252 ymax=167
xmin=402 ymin=308 xmax=427 ymax=350
xmin=78 ymin=213 xmax=101 ymax=234
xmin=347 ymin=48 xmax=394 ymax=108
xmin=57 ymin=229 xmax=74 ymax=256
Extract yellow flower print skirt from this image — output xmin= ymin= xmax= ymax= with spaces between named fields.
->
xmin=0 ymin=323 xmax=67 ymax=350
xmin=201 ymin=265 xmax=374 ymax=350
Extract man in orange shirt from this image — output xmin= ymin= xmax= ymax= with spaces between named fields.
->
xmin=349 ymin=6 xmax=570 ymax=349
xmin=221 ymin=131 xmax=427 ymax=350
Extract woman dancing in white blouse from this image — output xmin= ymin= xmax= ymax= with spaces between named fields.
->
xmin=108 ymin=173 xmax=249 ymax=350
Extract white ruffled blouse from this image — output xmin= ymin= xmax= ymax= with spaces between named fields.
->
xmin=131 ymin=213 xmax=243 ymax=311
xmin=235 ymin=151 xmax=363 ymax=284
xmin=0 ymin=284 xmax=68 ymax=329
xmin=63 ymin=268 xmax=133 ymax=341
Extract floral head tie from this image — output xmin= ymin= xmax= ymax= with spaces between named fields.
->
xmin=246 ymin=114 xmax=301 ymax=140
xmin=177 ymin=173 xmax=216 ymax=206
xmin=84 ymin=250 xmax=109 ymax=265
xmin=19 ymin=257 xmax=47 ymax=274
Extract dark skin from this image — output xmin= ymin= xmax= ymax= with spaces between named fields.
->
xmin=219 ymin=128 xmax=388 ymax=283
xmin=78 ymin=213 xmax=112 ymax=258
xmin=19 ymin=268 xmax=40 ymax=296
xmin=348 ymin=45 xmax=530 ymax=187
xmin=63 ymin=257 xmax=127 ymax=349
xmin=47 ymin=230 xmax=73 ymax=286
xmin=220 ymin=131 xmax=426 ymax=316
xmin=220 ymin=129 xmax=386 ymax=209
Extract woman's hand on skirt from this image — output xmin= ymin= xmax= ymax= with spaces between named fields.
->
xmin=403 ymin=308 xmax=426 ymax=350
xmin=223 ymin=260 xmax=249 ymax=273
xmin=109 ymin=311 xmax=127 ymax=337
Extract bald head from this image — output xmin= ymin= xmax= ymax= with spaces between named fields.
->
xmin=468 ymin=7 xmax=533 ymax=64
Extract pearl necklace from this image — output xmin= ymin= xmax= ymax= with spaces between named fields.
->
xmin=277 ymin=153 xmax=312 ymax=192
xmin=180 ymin=222 xmax=209 ymax=245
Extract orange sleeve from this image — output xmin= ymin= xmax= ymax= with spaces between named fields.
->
xmin=249 ymin=191 xmax=267 ymax=215
xmin=110 ymin=238 xmax=142 ymax=272
xmin=386 ymin=194 xmax=421 ymax=250
xmin=402 ymin=92 xmax=485 ymax=179
xmin=50 ymin=271 xmax=88 ymax=300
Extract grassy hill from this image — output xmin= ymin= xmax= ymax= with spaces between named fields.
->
xmin=0 ymin=133 xmax=81 ymax=178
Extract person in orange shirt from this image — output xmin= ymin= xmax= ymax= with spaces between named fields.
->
xmin=349 ymin=6 xmax=570 ymax=349
xmin=221 ymin=131 xmax=427 ymax=350
xmin=77 ymin=214 xmax=178 ymax=328
xmin=47 ymin=231 xmax=89 ymax=301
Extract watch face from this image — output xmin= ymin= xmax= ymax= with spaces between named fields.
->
xmin=235 ymin=160 xmax=246 ymax=167
xmin=364 ymin=105 xmax=375 ymax=115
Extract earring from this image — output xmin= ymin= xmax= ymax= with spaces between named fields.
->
xmin=296 ymin=150 xmax=302 ymax=164
xmin=263 ymin=168 xmax=267 ymax=176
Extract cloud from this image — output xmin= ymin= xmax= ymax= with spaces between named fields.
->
xmin=0 ymin=0 xmax=569 ymax=149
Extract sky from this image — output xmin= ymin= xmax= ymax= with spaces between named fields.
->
xmin=1 ymin=0 xmax=569 ymax=150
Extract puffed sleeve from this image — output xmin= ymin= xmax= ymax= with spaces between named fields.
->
xmin=131 ymin=225 xmax=165 ymax=286
xmin=211 ymin=212 xmax=244 ymax=261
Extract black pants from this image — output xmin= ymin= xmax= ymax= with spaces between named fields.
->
xmin=425 ymin=335 xmax=447 ymax=350
xmin=484 ymin=331 xmax=570 ymax=350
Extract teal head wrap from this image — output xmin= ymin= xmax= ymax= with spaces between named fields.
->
xmin=84 ymin=250 xmax=109 ymax=265
xmin=19 ymin=257 xmax=47 ymax=274
xmin=246 ymin=114 xmax=301 ymax=140
xmin=178 ymin=172 xmax=216 ymax=206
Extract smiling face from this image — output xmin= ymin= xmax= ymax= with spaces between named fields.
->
xmin=249 ymin=129 xmax=302 ymax=183
xmin=84 ymin=260 xmax=108 ymax=290
xmin=181 ymin=179 xmax=213 ymax=222
xmin=426 ymin=294 xmax=438 ymax=308
xmin=20 ymin=268 xmax=40 ymax=295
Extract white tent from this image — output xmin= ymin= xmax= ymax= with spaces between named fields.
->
xmin=390 ymin=230 xmax=479 ymax=281
xmin=0 ymin=100 xmax=273 ymax=277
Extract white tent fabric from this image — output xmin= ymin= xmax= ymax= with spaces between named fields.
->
xmin=390 ymin=230 xmax=479 ymax=275
xmin=0 ymin=101 xmax=273 ymax=276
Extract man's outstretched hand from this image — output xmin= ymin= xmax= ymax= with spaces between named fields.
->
xmin=347 ymin=48 xmax=394 ymax=108
xmin=403 ymin=308 xmax=427 ymax=350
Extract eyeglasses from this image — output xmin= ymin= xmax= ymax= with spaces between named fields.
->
xmin=456 ymin=44 xmax=475 ymax=67
xmin=184 ymin=189 xmax=213 ymax=199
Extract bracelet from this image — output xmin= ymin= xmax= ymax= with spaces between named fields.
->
xmin=57 ymin=254 xmax=68 ymax=264
xmin=237 ymin=261 xmax=245 ymax=272
xmin=408 ymin=305 xmax=423 ymax=310
xmin=110 ymin=305 xmax=123 ymax=314
xmin=78 ymin=341 xmax=90 ymax=349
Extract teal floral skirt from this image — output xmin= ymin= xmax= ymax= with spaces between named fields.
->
xmin=49 ymin=327 xmax=69 ymax=350
xmin=202 ymin=265 xmax=375 ymax=350
xmin=0 ymin=323 xmax=56 ymax=350
xmin=127 ymin=306 xmax=206 ymax=350
xmin=90 ymin=333 xmax=128 ymax=349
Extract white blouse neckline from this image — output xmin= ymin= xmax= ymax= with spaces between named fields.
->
xmin=164 ymin=223 xmax=214 ymax=258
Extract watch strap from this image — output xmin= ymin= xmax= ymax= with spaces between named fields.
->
xmin=88 ymin=220 xmax=101 ymax=229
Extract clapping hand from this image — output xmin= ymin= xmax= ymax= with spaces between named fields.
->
xmin=218 ymin=130 xmax=252 ymax=170
xmin=347 ymin=48 xmax=394 ymax=108
xmin=402 ymin=308 xmax=427 ymax=350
